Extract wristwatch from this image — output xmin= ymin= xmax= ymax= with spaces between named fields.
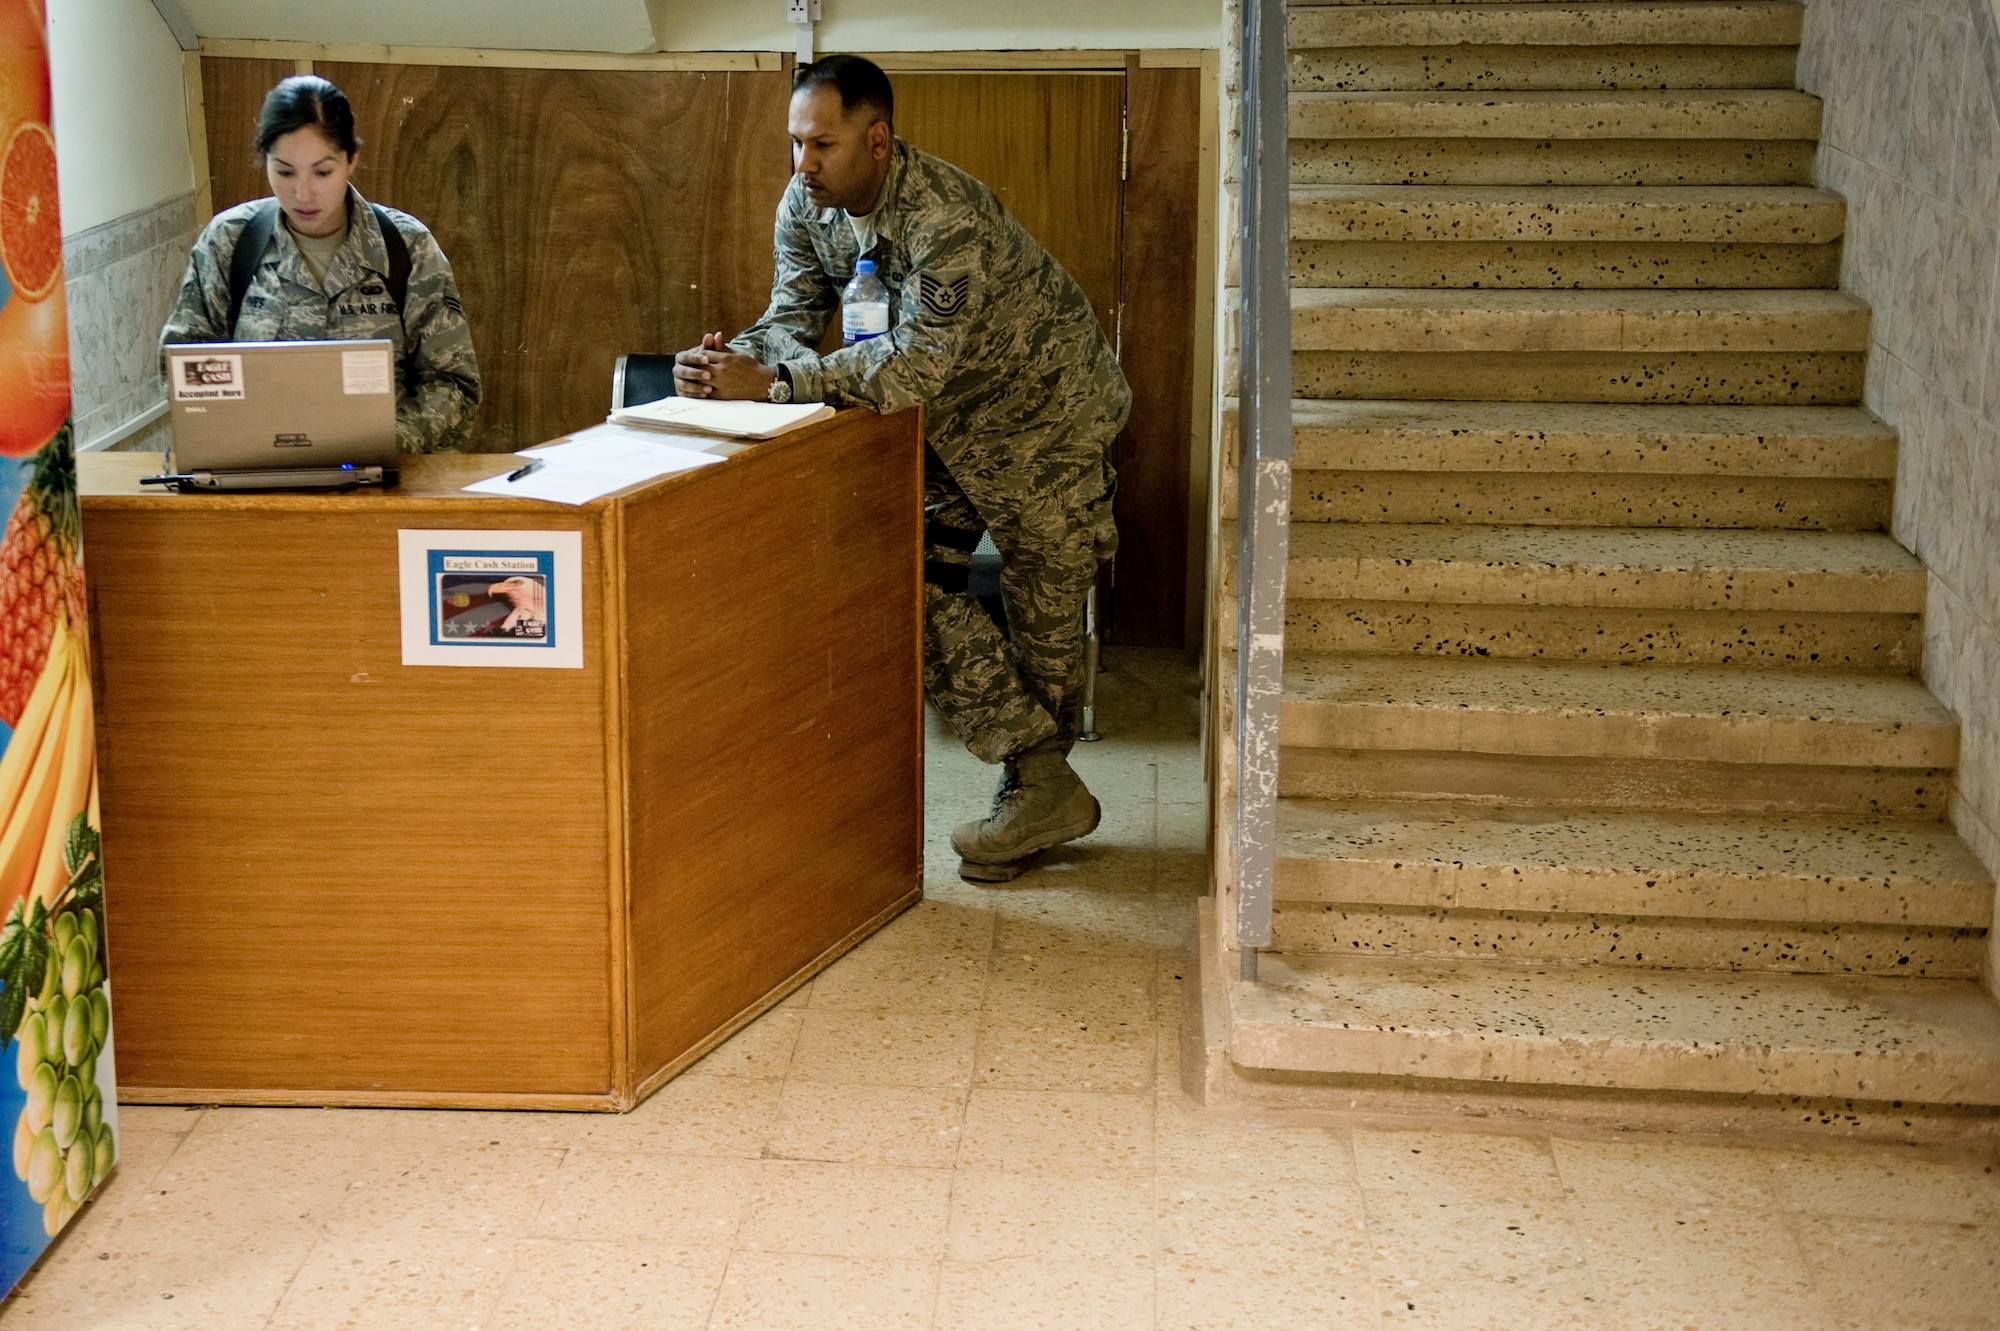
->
xmin=767 ymin=365 xmax=793 ymax=404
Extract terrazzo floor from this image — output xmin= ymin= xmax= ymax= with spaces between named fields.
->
xmin=3 ymin=648 xmax=1997 ymax=1329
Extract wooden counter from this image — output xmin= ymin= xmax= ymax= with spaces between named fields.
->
xmin=81 ymin=410 xmax=923 ymax=1110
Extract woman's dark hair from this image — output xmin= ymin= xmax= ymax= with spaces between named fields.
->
xmin=254 ymin=75 xmax=361 ymax=158
xmin=794 ymin=54 xmax=893 ymax=126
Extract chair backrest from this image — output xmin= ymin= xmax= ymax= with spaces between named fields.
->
xmin=612 ymin=353 xmax=679 ymax=411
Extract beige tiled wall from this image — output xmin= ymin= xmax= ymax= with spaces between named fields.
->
xmin=1798 ymin=0 xmax=2000 ymax=984
xmin=61 ymin=190 xmax=199 ymax=453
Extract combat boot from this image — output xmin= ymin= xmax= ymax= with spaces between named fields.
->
xmin=952 ymin=738 xmax=1101 ymax=875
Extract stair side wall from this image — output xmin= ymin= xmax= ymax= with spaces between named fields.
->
xmin=1209 ymin=0 xmax=1246 ymax=956
xmin=1799 ymin=0 xmax=2000 ymax=997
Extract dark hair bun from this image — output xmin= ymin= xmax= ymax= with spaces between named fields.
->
xmin=254 ymin=75 xmax=361 ymax=158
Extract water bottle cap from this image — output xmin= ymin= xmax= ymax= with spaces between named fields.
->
xmin=856 ymin=259 xmax=876 ymax=274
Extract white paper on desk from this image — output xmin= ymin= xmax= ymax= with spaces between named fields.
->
xmin=611 ymin=397 xmax=833 ymax=439
xmin=521 ymin=422 xmax=728 ymax=470
xmin=461 ymin=467 xmax=631 ymax=505
xmin=461 ymin=424 xmax=725 ymax=504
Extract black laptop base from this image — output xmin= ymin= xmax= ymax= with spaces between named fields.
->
xmin=141 ymin=465 xmax=400 ymax=494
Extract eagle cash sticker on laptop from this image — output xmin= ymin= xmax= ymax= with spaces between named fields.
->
xmin=342 ymin=348 xmax=393 ymax=395
xmin=170 ymin=353 xmax=245 ymax=402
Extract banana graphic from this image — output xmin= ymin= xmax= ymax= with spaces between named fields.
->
xmin=0 ymin=619 xmax=93 ymax=912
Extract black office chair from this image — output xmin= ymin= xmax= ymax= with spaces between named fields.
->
xmin=612 ymin=353 xmax=679 ymax=410
xmin=612 ymin=353 xmax=1101 ymax=740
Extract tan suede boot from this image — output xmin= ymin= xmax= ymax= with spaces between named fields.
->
xmin=951 ymin=739 xmax=1101 ymax=874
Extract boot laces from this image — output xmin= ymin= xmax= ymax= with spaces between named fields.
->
xmin=988 ymin=770 xmax=1031 ymax=823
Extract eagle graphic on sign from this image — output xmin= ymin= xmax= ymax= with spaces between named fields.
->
xmin=919 ymin=272 xmax=971 ymax=319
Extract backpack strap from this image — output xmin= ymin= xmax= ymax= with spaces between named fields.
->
xmin=225 ymin=200 xmax=413 ymax=338
xmin=225 ymin=200 xmax=279 ymax=337
xmin=371 ymin=203 xmax=412 ymax=319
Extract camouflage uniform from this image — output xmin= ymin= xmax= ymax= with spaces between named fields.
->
xmin=733 ymin=139 xmax=1131 ymax=764
xmin=161 ymin=186 xmax=481 ymax=454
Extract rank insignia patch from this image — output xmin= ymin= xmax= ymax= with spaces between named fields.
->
xmin=919 ymin=272 xmax=970 ymax=319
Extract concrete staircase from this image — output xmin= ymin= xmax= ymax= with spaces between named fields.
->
xmin=1199 ymin=0 xmax=2000 ymax=1130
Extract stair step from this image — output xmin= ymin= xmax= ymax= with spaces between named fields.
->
xmin=1221 ymin=401 xmax=1896 ymax=524
xmin=1274 ymin=798 xmax=1996 ymax=927
xmin=1291 ymin=43 xmax=1795 ymax=94
xmin=1286 ymin=186 xmax=1844 ymax=289
xmin=1288 ymin=2 xmax=1804 ymax=49
xmin=1230 ymin=953 xmax=2000 ymax=1105
xmin=1285 ymin=401 xmax=1896 ymax=477
xmin=1291 ymin=351 xmax=1864 ymax=403
xmin=1290 ymin=0 xmax=1744 ymax=4
xmin=1272 ymin=524 xmax=1922 ymax=667
xmin=1285 ymin=524 xmax=1923 ymax=612
xmin=1290 ymin=185 xmax=1843 ymax=243
xmin=1291 ymin=288 xmax=1869 ymax=353
xmin=1280 ymin=653 xmax=1959 ymax=768
xmin=1291 ymin=90 xmax=1822 ymax=141
xmin=1271 ymin=903 xmax=1986 ymax=976
xmin=1281 ymin=595 xmax=1918 ymax=669
xmin=1293 ymin=138 xmax=1816 ymax=186
xmin=1290 ymin=470 xmax=1887 ymax=529
xmin=1290 ymin=236 xmax=1838 ymax=289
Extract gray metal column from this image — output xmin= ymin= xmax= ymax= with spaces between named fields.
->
xmin=1233 ymin=0 xmax=1293 ymax=983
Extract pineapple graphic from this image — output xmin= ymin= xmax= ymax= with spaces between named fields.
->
xmin=0 ymin=434 xmax=81 ymax=727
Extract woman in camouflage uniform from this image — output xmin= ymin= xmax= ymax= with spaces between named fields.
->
xmin=161 ymin=75 xmax=480 ymax=454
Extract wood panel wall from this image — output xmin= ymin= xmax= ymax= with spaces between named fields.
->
xmin=202 ymin=60 xmax=791 ymax=454
xmin=199 ymin=58 xmax=1203 ymax=647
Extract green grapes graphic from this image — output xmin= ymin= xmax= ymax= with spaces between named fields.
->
xmin=0 ymin=814 xmax=112 ymax=1236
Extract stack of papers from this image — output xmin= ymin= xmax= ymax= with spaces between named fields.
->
xmin=463 ymin=423 xmax=726 ymax=505
xmin=610 ymin=397 xmax=834 ymax=439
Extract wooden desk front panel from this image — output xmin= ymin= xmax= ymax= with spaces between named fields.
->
xmin=85 ymin=505 xmax=615 ymax=1097
xmin=622 ymin=410 xmax=924 ymax=1079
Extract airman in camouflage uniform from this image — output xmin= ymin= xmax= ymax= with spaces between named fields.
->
xmin=728 ymin=130 xmax=1131 ymax=879
xmin=161 ymin=185 xmax=481 ymax=454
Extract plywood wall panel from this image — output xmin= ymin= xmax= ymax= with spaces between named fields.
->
xmin=195 ymin=59 xmax=1202 ymax=648
xmin=201 ymin=56 xmax=296 ymax=212
xmin=892 ymin=73 xmax=1125 ymax=339
xmin=202 ymin=59 xmax=793 ymax=452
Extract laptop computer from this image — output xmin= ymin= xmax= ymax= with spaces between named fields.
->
xmin=157 ymin=339 xmax=401 ymax=492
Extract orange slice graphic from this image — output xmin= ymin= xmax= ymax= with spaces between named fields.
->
xmin=1 ymin=120 xmax=61 ymax=303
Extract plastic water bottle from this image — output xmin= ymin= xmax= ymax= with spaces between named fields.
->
xmin=842 ymin=259 xmax=890 ymax=345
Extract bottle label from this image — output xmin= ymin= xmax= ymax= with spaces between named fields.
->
xmin=843 ymin=304 xmax=890 ymax=343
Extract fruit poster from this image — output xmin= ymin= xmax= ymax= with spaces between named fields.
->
xmin=0 ymin=0 xmax=116 ymax=1295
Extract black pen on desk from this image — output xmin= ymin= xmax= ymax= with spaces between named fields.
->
xmin=506 ymin=458 xmax=545 ymax=483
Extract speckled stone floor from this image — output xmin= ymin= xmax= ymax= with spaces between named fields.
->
xmin=2 ymin=648 xmax=1995 ymax=1330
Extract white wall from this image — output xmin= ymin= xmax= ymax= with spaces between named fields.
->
xmin=650 ymin=0 xmax=1223 ymax=52
xmin=1798 ymin=0 xmax=2000 ymax=992
xmin=47 ymin=0 xmax=194 ymax=235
